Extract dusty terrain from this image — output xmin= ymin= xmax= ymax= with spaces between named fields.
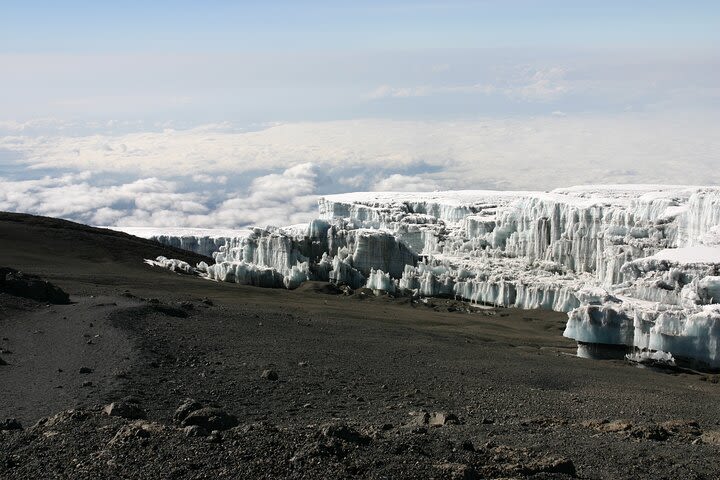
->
xmin=1 ymin=212 xmax=720 ymax=479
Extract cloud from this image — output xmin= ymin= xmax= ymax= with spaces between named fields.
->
xmin=367 ymin=66 xmax=570 ymax=102
xmin=2 ymin=113 xmax=720 ymax=228
xmin=367 ymin=83 xmax=497 ymax=99
xmin=5 ymin=113 xmax=719 ymax=189
xmin=193 ymin=173 xmax=227 ymax=184
xmin=372 ymin=174 xmax=439 ymax=192
xmin=0 ymin=166 xmax=319 ymax=229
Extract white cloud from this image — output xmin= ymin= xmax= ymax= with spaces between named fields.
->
xmin=367 ymin=66 xmax=569 ymax=102
xmin=192 ymin=173 xmax=227 ymax=184
xmin=2 ymin=113 xmax=719 ymax=228
xmin=367 ymin=83 xmax=497 ymax=99
xmin=372 ymin=174 xmax=439 ymax=192
xmin=5 ymin=114 xmax=719 ymax=190
xmin=0 ymin=166 xmax=319 ymax=229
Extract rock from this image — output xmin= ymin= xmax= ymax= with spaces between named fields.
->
xmin=435 ymin=462 xmax=477 ymax=480
xmin=661 ymin=419 xmax=702 ymax=437
xmin=408 ymin=411 xmax=430 ymax=427
xmin=0 ymin=268 xmax=70 ymax=304
xmin=583 ymin=419 xmax=632 ymax=433
xmin=103 ymin=402 xmax=146 ymax=420
xmin=525 ymin=456 xmax=576 ymax=476
xmin=181 ymin=407 xmax=238 ymax=431
xmin=108 ymin=424 xmax=151 ymax=445
xmin=179 ymin=301 xmax=194 ymax=310
xmin=700 ymin=431 xmax=720 ymax=445
xmin=174 ymin=398 xmax=203 ymax=423
xmin=461 ymin=439 xmax=475 ymax=451
xmin=0 ymin=357 xmax=6 ymax=366
xmin=184 ymin=425 xmax=208 ymax=437
xmin=32 ymin=409 xmax=87 ymax=429
xmin=0 ymin=418 xmax=23 ymax=431
xmin=79 ymin=367 xmax=93 ymax=374
xmin=82 ymin=381 xmax=93 ymax=387
xmin=261 ymin=369 xmax=278 ymax=381
xmin=320 ymin=423 xmax=371 ymax=445
xmin=206 ymin=430 xmax=223 ymax=443
xmin=630 ymin=424 xmax=669 ymax=441
xmin=429 ymin=411 xmax=460 ymax=427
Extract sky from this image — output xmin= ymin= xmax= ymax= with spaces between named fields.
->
xmin=1 ymin=1 xmax=719 ymax=228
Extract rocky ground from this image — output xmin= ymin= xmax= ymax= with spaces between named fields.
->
xmin=1 ymin=212 xmax=720 ymax=479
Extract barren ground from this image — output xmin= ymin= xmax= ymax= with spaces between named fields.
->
xmin=1 ymin=212 xmax=720 ymax=479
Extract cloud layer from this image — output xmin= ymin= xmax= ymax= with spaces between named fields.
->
xmin=1 ymin=113 xmax=719 ymax=228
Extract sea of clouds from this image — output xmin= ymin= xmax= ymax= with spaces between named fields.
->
xmin=1 ymin=113 xmax=719 ymax=228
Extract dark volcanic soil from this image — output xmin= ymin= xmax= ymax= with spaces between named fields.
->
xmin=1 ymin=212 xmax=720 ymax=479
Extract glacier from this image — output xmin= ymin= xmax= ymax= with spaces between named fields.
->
xmin=122 ymin=185 xmax=720 ymax=369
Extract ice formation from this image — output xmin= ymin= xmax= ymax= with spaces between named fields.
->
xmin=110 ymin=227 xmax=250 ymax=257
xmin=134 ymin=185 xmax=720 ymax=368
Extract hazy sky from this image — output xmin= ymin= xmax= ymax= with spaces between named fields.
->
xmin=1 ymin=1 xmax=719 ymax=228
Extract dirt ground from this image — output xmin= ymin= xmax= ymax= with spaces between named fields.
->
xmin=1 ymin=212 xmax=720 ymax=479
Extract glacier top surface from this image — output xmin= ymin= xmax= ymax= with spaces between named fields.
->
xmin=321 ymin=185 xmax=711 ymax=208
xmin=105 ymin=226 xmax=252 ymax=239
xmin=648 ymin=246 xmax=720 ymax=265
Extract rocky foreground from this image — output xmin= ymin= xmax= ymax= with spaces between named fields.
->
xmin=2 ymin=213 xmax=720 ymax=479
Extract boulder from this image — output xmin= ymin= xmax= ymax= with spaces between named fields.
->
xmin=180 ymin=407 xmax=238 ymax=431
xmin=103 ymin=402 xmax=146 ymax=420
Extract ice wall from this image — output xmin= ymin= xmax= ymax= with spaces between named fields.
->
xmin=138 ymin=185 xmax=720 ymax=367
xmin=108 ymin=227 xmax=250 ymax=257
xmin=316 ymin=186 xmax=720 ymax=367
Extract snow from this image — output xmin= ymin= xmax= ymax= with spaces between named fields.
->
xmin=135 ymin=184 xmax=720 ymax=368
xmin=650 ymin=247 xmax=720 ymax=264
xmin=144 ymin=256 xmax=195 ymax=275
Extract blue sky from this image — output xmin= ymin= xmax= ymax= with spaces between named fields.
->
xmin=2 ymin=1 xmax=718 ymax=52
xmin=0 ymin=1 xmax=719 ymax=228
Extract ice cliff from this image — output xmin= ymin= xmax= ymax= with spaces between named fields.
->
xmin=127 ymin=185 xmax=720 ymax=369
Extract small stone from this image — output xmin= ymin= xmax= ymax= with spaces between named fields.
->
xmin=0 ymin=418 xmax=23 ymax=431
xmin=181 ymin=407 xmax=238 ymax=431
xmin=461 ymin=439 xmax=475 ymax=451
xmin=0 ymin=357 xmax=6 ymax=366
xmin=320 ymin=423 xmax=371 ymax=445
xmin=527 ymin=456 xmax=576 ymax=476
xmin=408 ymin=411 xmax=430 ymax=427
xmin=184 ymin=425 xmax=208 ymax=437
xmin=298 ymin=361 xmax=309 ymax=367
xmin=79 ymin=367 xmax=93 ymax=374
xmin=82 ymin=381 xmax=93 ymax=387
xmin=429 ymin=412 xmax=460 ymax=427
xmin=174 ymin=398 xmax=203 ymax=423
xmin=103 ymin=402 xmax=146 ymax=420
xmin=435 ymin=462 xmax=477 ymax=480
xmin=261 ymin=369 xmax=278 ymax=381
